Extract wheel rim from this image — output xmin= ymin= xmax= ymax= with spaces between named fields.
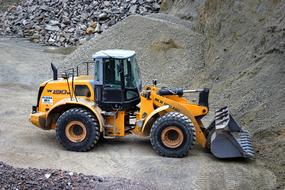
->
xmin=65 ymin=121 xmax=87 ymax=142
xmin=161 ymin=126 xmax=184 ymax=148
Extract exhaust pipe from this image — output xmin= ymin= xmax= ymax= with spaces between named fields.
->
xmin=51 ymin=63 xmax=58 ymax=80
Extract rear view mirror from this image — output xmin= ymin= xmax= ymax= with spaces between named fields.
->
xmin=61 ymin=72 xmax=68 ymax=79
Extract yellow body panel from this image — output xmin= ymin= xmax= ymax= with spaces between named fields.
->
xmin=30 ymin=98 xmax=105 ymax=132
xmin=138 ymin=96 xmax=155 ymax=119
xmin=29 ymin=112 xmax=46 ymax=129
xmin=29 ymin=77 xmax=105 ymax=131
xmin=141 ymin=105 xmax=169 ymax=132
xmin=38 ymin=76 xmax=94 ymax=113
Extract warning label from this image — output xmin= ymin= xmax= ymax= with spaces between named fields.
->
xmin=42 ymin=96 xmax=53 ymax=105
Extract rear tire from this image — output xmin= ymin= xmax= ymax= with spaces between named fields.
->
xmin=150 ymin=112 xmax=196 ymax=158
xmin=56 ymin=108 xmax=100 ymax=152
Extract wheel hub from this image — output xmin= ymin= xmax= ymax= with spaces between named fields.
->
xmin=161 ymin=126 xmax=184 ymax=148
xmin=65 ymin=121 xmax=87 ymax=142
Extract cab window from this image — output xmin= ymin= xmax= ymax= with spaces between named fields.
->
xmin=103 ymin=59 xmax=122 ymax=88
xmin=75 ymin=85 xmax=91 ymax=97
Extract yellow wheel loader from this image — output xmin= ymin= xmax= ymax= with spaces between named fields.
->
xmin=29 ymin=49 xmax=254 ymax=158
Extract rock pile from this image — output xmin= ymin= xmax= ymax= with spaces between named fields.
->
xmin=0 ymin=162 xmax=152 ymax=189
xmin=0 ymin=0 xmax=160 ymax=46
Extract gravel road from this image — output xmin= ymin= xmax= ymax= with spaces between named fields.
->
xmin=0 ymin=37 xmax=277 ymax=189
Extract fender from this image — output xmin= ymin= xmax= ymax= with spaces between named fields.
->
xmin=46 ymin=98 xmax=104 ymax=132
xmin=141 ymin=105 xmax=169 ymax=133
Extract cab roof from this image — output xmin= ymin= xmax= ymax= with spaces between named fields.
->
xmin=92 ymin=49 xmax=136 ymax=59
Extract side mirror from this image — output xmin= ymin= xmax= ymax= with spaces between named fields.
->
xmin=152 ymin=79 xmax=157 ymax=86
xmin=61 ymin=72 xmax=68 ymax=79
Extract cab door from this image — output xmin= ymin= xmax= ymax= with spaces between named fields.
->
xmin=102 ymin=59 xmax=123 ymax=104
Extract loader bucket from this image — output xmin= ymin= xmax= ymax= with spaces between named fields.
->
xmin=209 ymin=107 xmax=254 ymax=159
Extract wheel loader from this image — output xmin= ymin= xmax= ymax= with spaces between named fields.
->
xmin=29 ymin=49 xmax=254 ymax=158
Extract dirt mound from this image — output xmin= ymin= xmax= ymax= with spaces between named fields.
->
xmin=62 ymin=14 xmax=204 ymax=88
xmin=164 ymin=0 xmax=285 ymax=188
xmin=0 ymin=162 xmax=152 ymax=190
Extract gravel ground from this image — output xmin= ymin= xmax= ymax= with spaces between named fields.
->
xmin=0 ymin=0 xmax=283 ymax=188
xmin=0 ymin=162 xmax=152 ymax=190
xmin=0 ymin=26 xmax=277 ymax=190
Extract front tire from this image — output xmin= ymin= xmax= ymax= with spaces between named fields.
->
xmin=150 ymin=112 xmax=196 ymax=158
xmin=56 ymin=108 xmax=100 ymax=152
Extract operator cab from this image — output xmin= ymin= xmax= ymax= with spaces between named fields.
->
xmin=92 ymin=50 xmax=142 ymax=111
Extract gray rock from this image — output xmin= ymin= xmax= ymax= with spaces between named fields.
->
xmin=49 ymin=20 xmax=60 ymax=26
xmin=16 ymin=5 xmax=23 ymax=13
xmin=28 ymin=5 xmax=37 ymax=12
xmin=45 ymin=24 xmax=60 ymax=32
xmin=152 ymin=3 xmax=160 ymax=10
xmin=48 ymin=37 xmax=56 ymax=44
xmin=95 ymin=23 xmax=102 ymax=33
xmin=129 ymin=5 xmax=138 ymax=14
xmin=98 ymin=13 xmax=109 ymax=20
xmin=79 ymin=24 xmax=87 ymax=31
xmin=62 ymin=15 xmax=70 ymax=24
xmin=31 ymin=33 xmax=40 ymax=39
xmin=40 ymin=5 xmax=50 ymax=11
xmin=22 ymin=20 xmax=28 ymax=26
xmin=34 ymin=25 xmax=42 ymax=31
xmin=67 ymin=28 xmax=76 ymax=33
xmin=104 ymin=1 xmax=111 ymax=6
xmin=59 ymin=36 xmax=66 ymax=42
xmin=1 ymin=0 xmax=161 ymax=46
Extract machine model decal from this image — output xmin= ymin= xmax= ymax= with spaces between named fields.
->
xmin=47 ymin=89 xmax=70 ymax=94
xmin=42 ymin=96 xmax=53 ymax=104
xmin=154 ymin=98 xmax=180 ymax=112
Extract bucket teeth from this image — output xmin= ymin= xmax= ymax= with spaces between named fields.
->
xmin=214 ymin=106 xmax=231 ymax=130
xmin=215 ymin=106 xmax=228 ymax=115
xmin=239 ymin=140 xmax=252 ymax=144
xmin=241 ymin=146 xmax=254 ymax=150
xmin=236 ymin=132 xmax=255 ymax=157
xmin=215 ymin=108 xmax=228 ymax=118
